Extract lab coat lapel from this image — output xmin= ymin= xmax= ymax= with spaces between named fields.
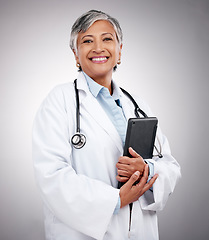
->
xmin=76 ymin=73 xmax=123 ymax=153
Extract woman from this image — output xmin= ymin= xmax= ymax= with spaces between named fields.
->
xmin=33 ymin=10 xmax=181 ymax=240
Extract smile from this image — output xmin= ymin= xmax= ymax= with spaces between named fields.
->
xmin=90 ymin=57 xmax=108 ymax=63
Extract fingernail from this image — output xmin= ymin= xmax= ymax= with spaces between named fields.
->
xmin=134 ymin=171 xmax=140 ymax=177
xmin=130 ymin=147 xmax=135 ymax=152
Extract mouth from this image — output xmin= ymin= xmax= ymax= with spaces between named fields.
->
xmin=90 ymin=56 xmax=109 ymax=63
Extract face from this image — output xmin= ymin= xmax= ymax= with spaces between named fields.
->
xmin=74 ymin=20 xmax=122 ymax=83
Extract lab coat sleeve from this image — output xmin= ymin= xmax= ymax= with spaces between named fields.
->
xmin=134 ymin=97 xmax=181 ymax=211
xmin=32 ymin=85 xmax=120 ymax=240
xmin=140 ymin=127 xmax=181 ymax=211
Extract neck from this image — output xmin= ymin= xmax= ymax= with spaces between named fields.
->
xmin=89 ymin=72 xmax=113 ymax=95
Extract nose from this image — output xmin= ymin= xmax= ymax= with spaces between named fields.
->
xmin=92 ymin=39 xmax=104 ymax=53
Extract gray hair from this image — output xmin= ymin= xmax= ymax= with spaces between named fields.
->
xmin=70 ymin=10 xmax=123 ymax=52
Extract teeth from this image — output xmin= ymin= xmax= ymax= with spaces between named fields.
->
xmin=92 ymin=57 xmax=107 ymax=61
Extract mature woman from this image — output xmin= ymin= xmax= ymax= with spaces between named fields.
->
xmin=33 ymin=10 xmax=181 ymax=240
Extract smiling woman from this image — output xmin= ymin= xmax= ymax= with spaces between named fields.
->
xmin=73 ymin=20 xmax=122 ymax=92
xmin=32 ymin=9 xmax=181 ymax=240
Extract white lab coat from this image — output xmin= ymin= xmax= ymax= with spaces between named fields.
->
xmin=32 ymin=72 xmax=181 ymax=240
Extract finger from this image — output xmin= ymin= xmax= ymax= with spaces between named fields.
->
xmin=117 ymin=169 xmax=129 ymax=177
xmin=128 ymin=147 xmax=142 ymax=158
xmin=116 ymin=162 xmax=130 ymax=170
xmin=137 ymin=164 xmax=149 ymax=186
xmin=116 ymin=175 xmax=129 ymax=182
xmin=117 ymin=156 xmax=131 ymax=165
xmin=124 ymin=171 xmax=140 ymax=188
xmin=141 ymin=174 xmax=158 ymax=194
xmin=116 ymin=162 xmax=134 ymax=173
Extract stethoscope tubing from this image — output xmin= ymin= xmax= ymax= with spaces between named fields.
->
xmin=71 ymin=79 xmax=163 ymax=158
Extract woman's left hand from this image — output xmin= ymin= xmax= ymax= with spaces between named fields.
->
xmin=116 ymin=147 xmax=146 ymax=183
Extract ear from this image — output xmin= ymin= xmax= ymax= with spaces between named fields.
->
xmin=120 ymin=43 xmax=123 ymax=50
xmin=118 ymin=43 xmax=123 ymax=61
xmin=73 ymin=49 xmax=79 ymax=64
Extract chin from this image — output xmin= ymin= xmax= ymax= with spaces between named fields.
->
xmin=91 ymin=66 xmax=113 ymax=75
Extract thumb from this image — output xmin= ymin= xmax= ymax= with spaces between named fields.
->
xmin=125 ymin=171 xmax=140 ymax=188
xmin=129 ymin=147 xmax=141 ymax=158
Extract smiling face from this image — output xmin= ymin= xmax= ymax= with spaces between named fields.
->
xmin=74 ymin=20 xmax=122 ymax=86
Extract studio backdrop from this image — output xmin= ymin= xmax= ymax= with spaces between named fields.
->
xmin=0 ymin=0 xmax=208 ymax=239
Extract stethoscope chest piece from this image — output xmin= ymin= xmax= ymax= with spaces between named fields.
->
xmin=71 ymin=133 xmax=86 ymax=149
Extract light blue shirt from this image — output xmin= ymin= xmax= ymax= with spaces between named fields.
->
xmin=83 ymin=72 xmax=127 ymax=145
xmin=83 ymin=72 xmax=154 ymax=214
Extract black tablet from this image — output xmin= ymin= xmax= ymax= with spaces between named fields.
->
xmin=123 ymin=117 xmax=158 ymax=159
xmin=118 ymin=117 xmax=158 ymax=189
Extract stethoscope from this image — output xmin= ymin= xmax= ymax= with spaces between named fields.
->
xmin=71 ymin=79 xmax=163 ymax=158
xmin=71 ymin=79 xmax=87 ymax=149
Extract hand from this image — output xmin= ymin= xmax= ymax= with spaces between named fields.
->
xmin=119 ymin=165 xmax=158 ymax=208
xmin=116 ymin=147 xmax=146 ymax=183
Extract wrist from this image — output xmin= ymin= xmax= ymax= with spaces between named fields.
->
xmin=144 ymin=160 xmax=149 ymax=175
xmin=144 ymin=160 xmax=154 ymax=181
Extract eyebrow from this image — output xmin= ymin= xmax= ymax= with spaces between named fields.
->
xmin=81 ymin=35 xmax=93 ymax=40
xmin=102 ymin=32 xmax=114 ymax=37
xmin=81 ymin=32 xmax=114 ymax=40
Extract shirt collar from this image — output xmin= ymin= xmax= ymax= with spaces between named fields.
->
xmin=82 ymin=71 xmax=122 ymax=103
xmin=112 ymin=81 xmax=122 ymax=106
xmin=83 ymin=72 xmax=102 ymax=97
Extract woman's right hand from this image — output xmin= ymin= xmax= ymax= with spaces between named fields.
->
xmin=119 ymin=164 xmax=158 ymax=208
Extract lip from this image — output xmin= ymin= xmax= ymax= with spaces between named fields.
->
xmin=90 ymin=56 xmax=109 ymax=63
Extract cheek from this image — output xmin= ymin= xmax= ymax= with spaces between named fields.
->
xmin=112 ymin=48 xmax=120 ymax=61
xmin=77 ymin=47 xmax=90 ymax=61
xmin=111 ymin=44 xmax=121 ymax=56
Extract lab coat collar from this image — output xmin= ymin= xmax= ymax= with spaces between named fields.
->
xmin=76 ymin=72 xmax=124 ymax=153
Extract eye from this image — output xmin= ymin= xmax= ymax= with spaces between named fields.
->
xmin=103 ymin=37 xmax=113 ymax=41
xmin=82 ymin=39 xmax=93 ymax=44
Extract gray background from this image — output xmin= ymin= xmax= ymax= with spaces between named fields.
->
xmin=0 ymin=0 xmax=209 ymax=239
